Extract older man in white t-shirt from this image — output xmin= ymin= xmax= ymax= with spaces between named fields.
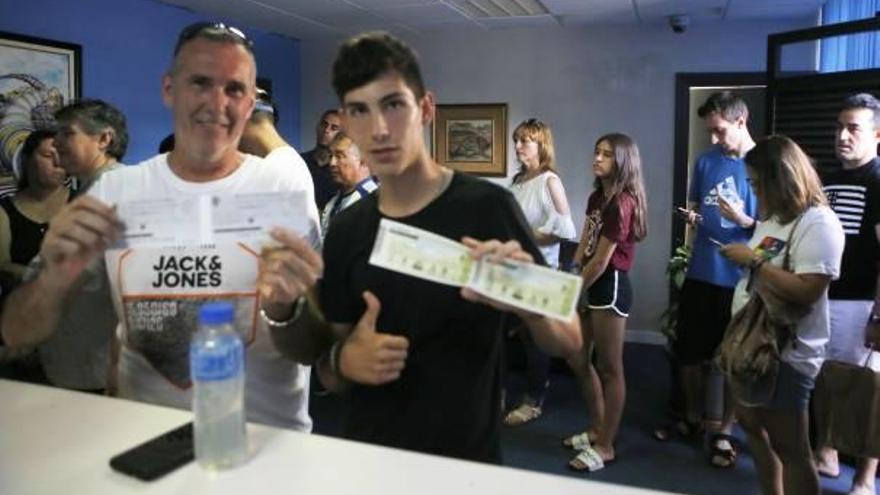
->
xmin=0 ymin=23 xmax=323 ymax=431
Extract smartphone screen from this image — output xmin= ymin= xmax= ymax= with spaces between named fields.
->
xmin=109 ymin=422 xmax=194 ymax=481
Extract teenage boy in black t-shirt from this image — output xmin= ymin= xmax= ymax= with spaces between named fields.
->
xmin=308 ymin=32 xmax=581 ymax=463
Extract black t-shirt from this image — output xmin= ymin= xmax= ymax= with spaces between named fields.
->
xmin=821 ymin=158 xmax=880 ymax=300
xmin=0 ymin=197 xmax=47 ymax=265
xmin=319 ymin=172 xmax=543 ymax=463
xmin=303 ymin=148 xmax=339 ymax=211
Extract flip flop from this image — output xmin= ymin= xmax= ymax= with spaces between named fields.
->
xmin=708 ymin=433 xmax=738 ymax=469
xmin=816 ymin=463 xmax=840 ymax=479
xmin=562 ymin=431 xmax=592 ymax=450
xmin=568 ymin=446 xmax=615 ymax=472
xmin=815 ymin=450 xmax=840 ymax=478
xmin=503 ymin=403 xmax=542 ymax=426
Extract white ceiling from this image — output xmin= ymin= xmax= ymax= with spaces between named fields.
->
xmin=155 ymin=0 xmax=825 ymax=40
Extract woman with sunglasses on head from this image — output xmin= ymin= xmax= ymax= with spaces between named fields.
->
xmin=719 ymin=136 xmax=843 ymax=495
xmin=503 ymin=118 xmax=576 ymax=426
xmin=565 ymin=133 xmax=647 ymax=472
xmin=0 ymin=129 xmax=69 ymax=287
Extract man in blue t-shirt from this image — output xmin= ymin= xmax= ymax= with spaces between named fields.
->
xmin=661 ymin=91 xmax=758 ymax=468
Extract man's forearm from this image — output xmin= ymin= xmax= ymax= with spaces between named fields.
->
xmin=267 ymin=295 xmax=335 ymax=365
xmin=1 ymin=272 xmax=69 ymax=347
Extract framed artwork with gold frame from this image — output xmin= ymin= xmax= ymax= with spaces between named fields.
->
xmin=432 ymin=103 xmax=507 ymax=177
xmin=0 ymin=31 xmax=81 ymax=195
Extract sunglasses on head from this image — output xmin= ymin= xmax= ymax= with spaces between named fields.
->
xmin=174 ymin=22 xmax=253 ymax=55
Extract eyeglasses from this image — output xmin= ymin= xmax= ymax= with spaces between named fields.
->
xmin=174 ymin=22 xmax=253 ymax=56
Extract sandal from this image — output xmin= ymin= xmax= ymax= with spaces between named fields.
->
xmin=815 ymin=448 xmax=840 ymax=478
xmin=568 ymin=446 xmax=615 ymax=472
xmin=503 ymin=403 xmax=542 ymax=426
xmin=653 ymin=419 xmax=702 ymax=442
xmin=708 ymin=433 xmax=738 ymax=469
xmin=562 ymin=431 xmax=592 ymax=450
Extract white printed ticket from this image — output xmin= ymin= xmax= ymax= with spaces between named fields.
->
xmin=369 ymin=218 xmax=476 ymax=287
xmin=369 ymin=219 xmax=582 ymax=321
xmin=114 ymin=191 xmax=311 ymax=248
xmin=468 ymin=257 xmax=582 ymax=322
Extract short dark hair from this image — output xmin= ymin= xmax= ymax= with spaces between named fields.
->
xmin=320 ymin=109 xmax=339 ymax=122
xmin=19 ymin=129 xmax=57 ymax=189
xmin=251 ymin=88 xmax=278 ymax=125
xmin=55 ymin=99 xmax=128 ymax=160
xmin=842 ymin=93 xmax=880 ymax=128
xmin=332 ymin=32 xmax=425 ymax=102
xmin=158 ymin=133 xmax=175 ymax=153
xmin=697 ymin=91 xmax=749 ymax=123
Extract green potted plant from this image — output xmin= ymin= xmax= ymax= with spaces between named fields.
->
xmin=659 ymin=244 xmax=691 ymax=341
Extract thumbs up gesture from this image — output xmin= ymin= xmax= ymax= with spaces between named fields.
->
xmin=338 ymin=291 xmax=410 ymax=385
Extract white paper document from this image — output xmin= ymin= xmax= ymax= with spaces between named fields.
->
xmin=369 ymin=219 xmax=582 ymax=321
xmin=114 ymin=191 xmax=310 ymax=248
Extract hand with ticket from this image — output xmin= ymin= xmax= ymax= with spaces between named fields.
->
xmin=258 ymin=227 xmax=323 ymax=320
xmin=459 ymin=236 xmax=582 ymax=356
xmin=39 ymin=196 xmax=123 ymax=290
xmin=338 ymin=291 xmax=410 ymax=385
xmin=459 ymin=237 xmax=535 ymax=314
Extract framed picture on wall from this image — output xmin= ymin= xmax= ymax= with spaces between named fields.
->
xmin=432 ymin=103 xmax=507 ymax=177
xmin=0 ymin=31 xmax=81 ymax=194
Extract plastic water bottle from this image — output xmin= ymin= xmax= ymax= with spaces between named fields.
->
xmin=190 ymin=302 xmax=247 ymax=470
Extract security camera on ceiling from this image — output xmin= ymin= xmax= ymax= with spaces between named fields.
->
xmin=669 ymin=14 xmax=690 ymax=34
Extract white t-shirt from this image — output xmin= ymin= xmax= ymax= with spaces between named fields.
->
xmin=264 ymin=145 xmax=316 ymax=207
xmin=509 ymin=171 xmax=576 ymax=268
xmin=89 ymin=153 xmax=320 ymax=431
xmin=731 ymin=206 xmax=845 ymax=378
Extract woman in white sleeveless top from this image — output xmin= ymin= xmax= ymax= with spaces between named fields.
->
xmin=504 ymin=118 xmax=576 ymax=426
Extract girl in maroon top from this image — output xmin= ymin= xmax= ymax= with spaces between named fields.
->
xmin=564 ymin=133 xmax=648 ymax=471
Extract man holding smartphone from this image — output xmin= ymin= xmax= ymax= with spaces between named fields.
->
xmin=660 ymin=91 xmax=758 ymax=469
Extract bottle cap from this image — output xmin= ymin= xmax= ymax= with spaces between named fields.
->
xmin=199 ymin=302 xmax=235 ymax=325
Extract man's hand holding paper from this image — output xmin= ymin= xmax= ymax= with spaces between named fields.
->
xmin=40 ymin=195 xmax=123 ymax=291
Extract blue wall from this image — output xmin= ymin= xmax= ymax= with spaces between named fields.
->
xmin=0 ymin=0 xmax=302 ymax=163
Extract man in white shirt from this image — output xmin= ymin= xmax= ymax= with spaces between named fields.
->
xmin=0 ymin=22 xmax=321 ymax=431
xmin=320 ymin=132 xmax=377 ymax=238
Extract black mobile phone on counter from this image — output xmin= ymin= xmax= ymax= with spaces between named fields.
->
xmin=109 ymin=422 xmax=194 ymax=481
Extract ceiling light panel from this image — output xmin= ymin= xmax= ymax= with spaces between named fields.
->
xmin=446 ymin=0 xmax=549 ymax=19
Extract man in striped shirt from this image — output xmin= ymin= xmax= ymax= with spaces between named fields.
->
xmin=815 ymin=93 xmax=880 ymax=495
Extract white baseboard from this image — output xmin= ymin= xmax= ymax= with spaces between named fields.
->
xmin=625 ymin=329 xmax=667 ymax=346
